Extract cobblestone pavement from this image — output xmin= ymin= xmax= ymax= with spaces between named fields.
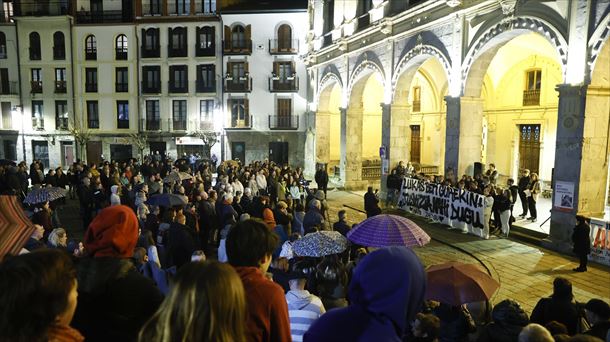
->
xmin=323 ymin=189 xmax=610 ymax=314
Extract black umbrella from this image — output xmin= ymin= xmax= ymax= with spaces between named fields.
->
xmin=147 ymin=193 xmax=188 ymax=207
xmin=0 ymin=159 xmax=16 ymax=167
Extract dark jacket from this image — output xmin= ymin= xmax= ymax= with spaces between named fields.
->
xmin=364 ymin=191 xmax=381 ymax=216
xmin=572 ymin=221 xmax=591 ymax=255
xmin=530 ymin=297 xmax=583 ymax=335
xmin=518 ymin=176 xmax=530 ymax=191
xmin=333 ymin=220 xmax=351 ymax=236
xmin=167 ymin=222 xmax=199 ymax=268
xmin=477 ymin=299 xmax=529 ymax=342
xmin=315 ymin=170 xmax=329 ymax=187
xmin=304 ymin=247 xmax=426 ymax=342
xmin=585 ymin=320 xmax=610 ymax=340
xmin=72 ymin=257 xmax=163 ymax=342
xmin=433 ymin=303 xmax=477 ymax=342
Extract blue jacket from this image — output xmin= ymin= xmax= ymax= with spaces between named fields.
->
xmin=304 ymin=247 xmax=426 ymax=342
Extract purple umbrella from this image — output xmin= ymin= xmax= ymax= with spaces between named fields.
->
xmin=347 ymin=214 xmax=431 ymax=248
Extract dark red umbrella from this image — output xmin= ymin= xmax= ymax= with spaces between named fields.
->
xmin=425 ymin=261 xmax=499 ymax=306
xmin=0 ymin=195 xmax=36 ymax=260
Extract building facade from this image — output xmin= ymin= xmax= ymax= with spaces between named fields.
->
xmin=221 ymin=4 xmax=308 ymax=166
xmin=305 ymin=0 xmax=610 ymax=251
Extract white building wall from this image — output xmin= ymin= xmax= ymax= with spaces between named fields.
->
xmin=0 ymin=24 xmax=20 ymax=160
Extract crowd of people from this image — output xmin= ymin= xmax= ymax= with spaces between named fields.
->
xmin=0 ymin=155 xmax=607 ymax=342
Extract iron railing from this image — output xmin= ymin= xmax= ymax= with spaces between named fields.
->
xmin=141 ymin=81 xmax=161 ymax=94
xmin=523 ymin=89 xmax=540 ymax=106
xmin=0 ymin=81 xmax=18 ymax=95
xmin=196 ymin=80 xmax=216 ymax=93
xmin=269 ymin=76 xmax=299 ymax=92
xmin=224 ymin=76 xmax=252 ymax=92
xmin=269 ymin=39 xmax=299 ymax=54
xmin=223 ymin=40 xmax=252 ymax=55
xmin=55 ymin=81 xmax=67 ymax=93
xmin=269 ymin=115 xmax=299 ymax=130
xmin=227 ymin=115 xmax=252 ymax=130
xmin=31 ymin=81 xmax=42 ymax=93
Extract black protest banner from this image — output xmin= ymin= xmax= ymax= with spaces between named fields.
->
xmin=397 ymin=177 xmax=485 ymax=231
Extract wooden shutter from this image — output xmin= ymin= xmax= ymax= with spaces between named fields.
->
xmin=245 ymin=25 xmax=251 ymax=51
xmin=273 ymin=61 xmax=279 ymax=76
xmin=290 ymin=61 xmax=296 ymax=75
xmin=244 ymin=98 xmax=250 ymax=126
xmin=210 ymin=26 xmax=216 ymax=48
xmin=155 ymin=28 xmax=160 ymax=48
xmin=224 ymin=25 xmax=231 ymax=50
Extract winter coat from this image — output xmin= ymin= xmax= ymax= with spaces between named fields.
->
xmin=304 ymin=247 xmax=426 ymax=342
xmin=572 ymin=221 xmax=591 ymax=255
xmin=477 ymin=299 xmax=529 ymax=342
xmin=364 ymin=191 xmax=381 ymax=216
xmin=286 ymin=290 xmax=325 ymax=342
xmin=530 ymin=296 xmax=584 ymax=335
xmin=333 ymin=220 xmax=351 ymax=237
xmin=433 ymin=303 xmax=477 ymax=342
xmin=72 ymin=257 xmax=163 ymax=342
xmin=315 ymin=170 xmax=329 ymax=187
xmin=167 ymin=222 xmax=199 ymax=268
xmin=303 ymin=208 xmax=325 ymax=233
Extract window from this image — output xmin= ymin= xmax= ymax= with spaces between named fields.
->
xmin=200 ymin=0 xmax=216 ymax=13
xmin=271 ymin=61 xmax=296 ymax=91
xmin=2 ymin=102 xmax=12 ymax=129
xmin=142 ymin=66 xmax=161 ymax=93
xmin=55 ymin=68 xmax=66 ymax=93
xmin=200 ymin=99 xmax=213 ymax=128
xmin=117 ymin=101 xmax=129 ymax=129
xmin=169 ymin=65 xmax=188 ymax=93
xmin=172 ymin=100 xmax=187 ymax=130
xmin=116 ymin=67 xmax=128 ymax=92
xmin=142 ymin=28 xmax=160 ymax=58
xmin=225 ymin=61 xmax=249 ymax=92
xmin=32 ymin=100 xmax=44 ymax=129
xmin=145 ymin=100 xmax=160 ymax=130
xmin=87 ymin=101 xmax=99 ymax=128
xmin=55 ymin=100 xmax=68 ymax=130
xmin=277 ymin=98 xmax=291 ymax=117
xmin=168 ymin=27 xmax=187 ymax=57
xmin=0 ymin=32 xmax=6 ymax=59
xmin=231 ymin=25 xmax=246 ymax=49
xmin=143 ymin=0 xmax=161 ymax=15
xmin=277 ymin=24 xmax=292 ymax=51
xmin=116 ymin=34 xmax=128 ymax=60
xmin=523 ymin=69 xmax=542 ymax=106
xmin=323 ymin=0 xmax=334 ymax=34
xmin=85 ymin=35 xmax=97 ymax=60
xmin=31 ymin=68 xmax=42 ymax=93
xmin=53 ymin=31 xmax=65 ymax=60
xmin=29 ymin=32 xmax=41 ymax=60
xmin=197 ymin=64 xmax=215 ymax=92
xmin=410 ymin=125 xmax=421 ymax=163
xmin=229 ymin=98 xmax=249 ymax=128
xmin=196 ymin=26 xmax=215 ymax=56
xmin=173 ymin=0 xmax=190 ymax=15
xmin=412 ymin=86 xmax=421 ymax=112
xmin=85 ymin=68 xmax=97 ymax=92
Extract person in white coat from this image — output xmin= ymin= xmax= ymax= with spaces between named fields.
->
xmin=110 ymin=185 xmax=121 ymax=206
xmin=482 ymin=186 xmax=494 ymax=240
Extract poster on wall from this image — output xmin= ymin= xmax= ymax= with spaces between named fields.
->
xmin=589 ymin=218 xmax=610 ymax=266
xmin=553 ymin=181 xmax=575 ymax=211
xmin=397 ymin=177 xmax=486 ymax=235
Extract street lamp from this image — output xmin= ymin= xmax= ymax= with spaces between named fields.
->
xmin=11 ymin=105 xmax=25 ymax=162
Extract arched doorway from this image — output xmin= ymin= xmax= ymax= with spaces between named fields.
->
xmin=315 ymin=80 xmax=342 ymax=176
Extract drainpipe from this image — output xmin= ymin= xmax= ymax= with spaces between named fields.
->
xmin=68 ymin=15 xmax=78 ymax=161
xmin=14 ymin=19 xmax=26 ymax=162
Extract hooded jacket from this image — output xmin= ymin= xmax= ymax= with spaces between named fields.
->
xmin=477 ymin=299 xmax=529 ymax=342
xmin=286 ymin=289 xmax=325 ymax=342
xmin=110 ymin=185 xmax=121 ymax=206
xmin=304 ymin=247 xmax=426 ymax=342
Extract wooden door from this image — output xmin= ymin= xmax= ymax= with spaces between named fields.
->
xmin=231 ymin=141 xmax=245 ymax=163
xmin=518 ymin=124 xmax=541 ymax=174
xmin=410 ymin=125 xmax=421 ymax=164
xmin=86 ymin=141 xmax=103 ymax=165
xmin=269 ymin=142 xmax=288 ymax=165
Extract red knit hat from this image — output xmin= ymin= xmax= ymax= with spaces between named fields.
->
xmin=84 ymin=205 xmax=139 ymax=258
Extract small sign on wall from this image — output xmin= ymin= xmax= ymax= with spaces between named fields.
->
xmin=553 ymin=180 xmax=574 ymax=211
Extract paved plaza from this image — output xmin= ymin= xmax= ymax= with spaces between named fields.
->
xmin=324 ymin=190 xmax=610 ymax=314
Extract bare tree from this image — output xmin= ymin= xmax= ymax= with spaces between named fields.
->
xmin=128 ymin=133 xmax=148 ymax=161
xmin=68 ymin=117 xmax=91 ymax=162
xmin=189 ymin=130 xmax=219 ymax=159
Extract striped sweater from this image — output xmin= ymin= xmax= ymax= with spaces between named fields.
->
xmin=286 ymin=290 xmax=326 ymax=342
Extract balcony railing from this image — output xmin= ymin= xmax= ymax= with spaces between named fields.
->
xmin=115 ymin=48 xmax=128 ymax=60
xmin=32 ymin=117 xmax=44 ymax=130
xmin=173 ymin=120 xmax=188 ymax=131
xmin=196 ymin=45 xmax=215 ymax=57
xmin=0 ymin=81 xmax=18 ymax=95
xmin=168 ymin=46 xmax=188 ymax=58
xmin=116 ymin=83 xmax=129 ymax=93
xmin=0 ymin=47 xmax=6 ymax=59
xmin=361 ymin=160 xmax=381 ymax=180
xmin=269 ymin=115 xmax=299 ymax=130
xmin=56 ymin=117 xmax=68 ymax=130
xmin=76 ymin=10 xmax=131 ymax=23
xmin=196 ymin=80 xmax=216 ymax=93
xmin=224 ymin=76 xmax=252 ymax=92
xmin=85 ymin=83 xmax=98 ymax=93
xmin=85 ymin=49 xmax=97 ymax=60
xmin=29 ymin=48 xmax=41 ymax=60
xmin=412 ymin=100 xmax=421 ymax=112
xmin=141 ymin=118 xmax=169 ymax=132
xmin=168 ymin=81 xmax=188 ymax=94
xmin=141 ymin=47 xmax=160 ymax=58
xmin=140 ymin=118 xmax=215 ymax=132
xmin=223 ymin=40 xmax=252 ymax=55
xmin=523 ymin=89 xmax=540 ymax=106
xmin=53 ymin=46 xmax=65 ymax=60
xmin=269 ymin=39 xmax=299 ymax=54
xmin=31 ymin=81 xmax=43 ymax=93
xmin=141 ymin=81 xmax=161 ymax=94
xmin=227 ymin=115 xmax=252 ymax=130
xmin=55 ymin=81 xmax=67 ymax=93
xmin=269 ymin=76 xmax=299 ymax=92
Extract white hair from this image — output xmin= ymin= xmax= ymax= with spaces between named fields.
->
xmin=518 ymin=324 xmax=553 ymax=342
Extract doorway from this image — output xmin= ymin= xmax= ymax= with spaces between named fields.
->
xmin=149 ymin=141 xmax=166 ymax=159
xmin=86 ymin=141 xmax=102 ymax=165
xmin=110 ymin=144 xmax=133 ymax=162
xmin=518 ymin=124 xmax=541 ymax=174
xmin=231 ymin=141 xmax=245 ymax=163
xmin=410 ymin=125 xmax=421 ymax=164
xmin=32 ymin=140 xmax=49 ymax=169
xmin=269 ymin=141 xmax=288 ymax=165
xmin=61 ymin=141 xmax=74 ymax=167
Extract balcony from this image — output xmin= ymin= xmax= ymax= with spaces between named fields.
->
xmin=116 ymin=83 xmax=129 ymax=93
xmin=168 ymin=81 xmax=188 ymax=94
xmin=196 ymin=80 xmax=216 ymax=93
xmin=0 ymin=81 xmax=18 ymax=95
xmin=269 ymin=115 xmax=299 ymax=130
xmin=269 ymin=39 xmax=299 ymax=54
xmin=32 ymin=117 xmax=44 ymax=130
xmin=30 ymin=81 xmax=42 ymax=93
xmin=141 ymin=82 xmax=161 ymax=94
xmin=55 ymin=81 xmax=67 ymax=93
xmin=226 ymin=115 xmax=252 ymax=130
xmin=224 ymin=76 xmax=252 ymax=92
xmin=115 ymin=48 xmax=128 ymax=60
xmin=196 ymin=45 xmax=215 ymax=57
xmin=76 ymin=10 xmax=131 ymax=24
xmin=53 ymin=46 xmax=65 ymax=60
xmin=85 ymin=83 xmax=98 ymax=93
xmin=223 ymin=40 xmax=252 ymax=55
xmin=172 ymin=120 xmax=188 ymax=131
xmin=141 ymin=47 xmax=160 ymax=58
xmin=269 ymin=76 xmax=299 ymax=92
xmin=140 ymin=118 xmax=170 ymax=132
xmin=523 ymin=89 xmax=540 ymax=106
xmin=56 ymin=117 xmax=68 ymax=130
xmin=85 ymin=49 xmax=97 ymax=61
xmin=168 ymin=47 xmax=187 ymax=58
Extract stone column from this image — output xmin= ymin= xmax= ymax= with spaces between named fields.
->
xmin=380 ymin=103 xmax=391 ymax=199
xmin=389 ymin=104 xmax=411 ymax=169
xmin=546 ymin=85 xmax=587 ymax=251
xmin=315 ymin=111 xmax=331 ymax=164
xmin=339 ymin=107 xmax=348 ymax=185
xmin=444 ymin=96 xmax=460 ymax=180
xmin=342 ymin=105 xmax=364 ymax=189
xmin=444 ymin=96 xmax=484 ymax=179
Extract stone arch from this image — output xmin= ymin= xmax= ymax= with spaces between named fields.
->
xmin=347 ymin=53 xmax=386 ymax=104
xmin=316 ymin=71 xmax=343 ymax=108
xmin=588 ymin=12 xmax=610 ymax=82
xmin=463 ymin=17 xmax=568 ymax=97
xmin=392 ymin=44 xmax=451 ymax=102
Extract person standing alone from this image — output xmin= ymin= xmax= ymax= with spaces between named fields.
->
xmin=572 ymin=215 xmax=591 ymax=272
xmin=315 ymin=165 xmax=329 ymax=196
xmin=518 ymin=169 xmax=531 ymax=218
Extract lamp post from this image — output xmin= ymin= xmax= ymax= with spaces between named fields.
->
xmin=11 ymin=105 xmax=25 ymax=162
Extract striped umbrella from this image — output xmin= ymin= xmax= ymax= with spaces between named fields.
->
xmin=0 ymin=195 xmax=36 ymax=260
xmin=23 ymin=187 xmax=67 ymax=205
xmin=347 ymin=214 xmax=431 ymax=248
